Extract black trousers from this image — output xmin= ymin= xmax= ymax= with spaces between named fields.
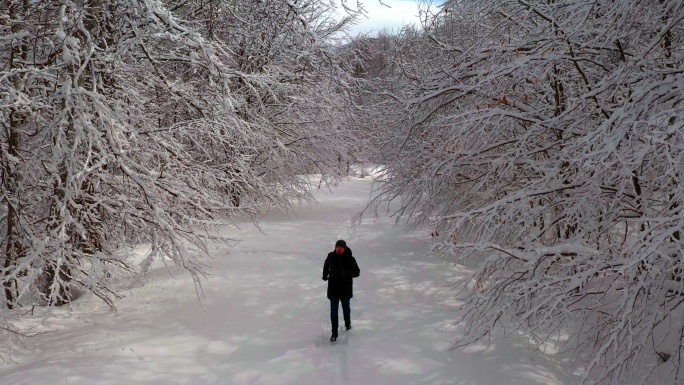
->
xmin=330 ymin=297 xmax=351 ymax=333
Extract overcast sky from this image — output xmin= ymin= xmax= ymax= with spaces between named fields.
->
xmin=343 ymin=0 xmax=431 ymax=37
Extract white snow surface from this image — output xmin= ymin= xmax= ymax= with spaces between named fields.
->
xmin=0 ymin=178 xmax=578 ymax=385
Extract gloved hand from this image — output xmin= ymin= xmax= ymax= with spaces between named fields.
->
xmin=322 ymin=276 xmax=327 ymax=281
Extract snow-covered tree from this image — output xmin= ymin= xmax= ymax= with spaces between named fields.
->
xmin=368 ymin=0 xmax=684 ymax=383
xmin=170 ymin=0 xmax=364 ymax=194
xmin=0 ymin=0 xmax=362 ymax=358
xmin=0 ymin=0 xmax=247 ymax=310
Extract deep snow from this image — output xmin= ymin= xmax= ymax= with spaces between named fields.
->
xmin=0 ymin=177 xmax=578 ymax=385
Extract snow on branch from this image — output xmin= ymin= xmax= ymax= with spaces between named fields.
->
xmin=368 ymin=0 xmax=684 ymax=383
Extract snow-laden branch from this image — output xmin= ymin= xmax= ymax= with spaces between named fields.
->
xmin=366 ymin=0 xmax=684 ymax=383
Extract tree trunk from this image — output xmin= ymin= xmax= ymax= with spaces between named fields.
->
xmin=44 ymin=0 xmax=102 ymax=306
xmin=3 ymin=0 xmax=29 ymax=309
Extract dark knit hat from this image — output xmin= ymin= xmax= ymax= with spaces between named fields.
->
xmin=335 ymin=240 xmax=347 ymax=248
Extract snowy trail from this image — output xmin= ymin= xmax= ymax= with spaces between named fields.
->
xmin=0 ymin=178 xmax=577 ymax=385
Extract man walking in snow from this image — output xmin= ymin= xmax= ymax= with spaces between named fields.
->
xmin=322 ymin=240 xmax=360 ymax=342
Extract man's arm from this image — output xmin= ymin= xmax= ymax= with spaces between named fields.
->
xmin=350 ymin=257 xmax=360 ymax=278
xmin=322 ymin=257 xmax=329 ymax=281
xmin=341 ymin=257 xmax=361 ymax=279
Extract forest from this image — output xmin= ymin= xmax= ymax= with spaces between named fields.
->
xmin=1 ymin=0 xmax=683 ymax=383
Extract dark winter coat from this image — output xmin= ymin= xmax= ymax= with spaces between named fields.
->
xmin=322 ymin=247 xmax=360 ymax=299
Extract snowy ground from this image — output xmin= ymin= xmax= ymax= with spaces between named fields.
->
xmin=0 ymin=177 xmax=579 ymax=385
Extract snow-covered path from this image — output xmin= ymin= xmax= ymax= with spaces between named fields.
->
xmin=0 ymin=178 xmax=577 ymax=385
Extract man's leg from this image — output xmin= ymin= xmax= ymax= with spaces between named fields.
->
xmin=330 ymin=297 xmax=339 ymax=335
xmin=341 ymin=298 xmax=351 ymax=329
